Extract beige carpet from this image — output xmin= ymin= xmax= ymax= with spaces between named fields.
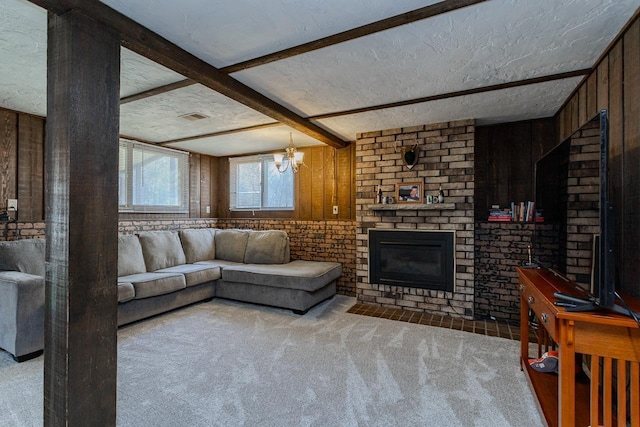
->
xmin=0 ymin=296 xmax=542 ymax=426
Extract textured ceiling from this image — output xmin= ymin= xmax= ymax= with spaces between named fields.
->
xmin=1 ymin=0 xmax=639 ymax=156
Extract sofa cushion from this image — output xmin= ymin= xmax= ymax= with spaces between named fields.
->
xmin=194 ymin=259 xmax=245 ymax=268
xmin=0 ymin=238 xmax=45 ymax=277
xmin=118 ymin=272 xmax=186 ymax=299
xmin=244 ymin=230 xmax=289 ymax=264
xmin=118 ymin=235 xmax=147 ymax=276
xmin=221 ymin=260 xmax=342 ymax=292
xmin=155 ymin=264 xmax=221 ymax=287
xmin=117 ymin=282 xmax=135 ymax=303
xmin=215 ymin=229 xmax=249 ymax=263
xmin=179 ymin=228 xmax=216 ymax=263
xmin=0 ymin=270 xmax=45 ymax=357
xmin=138 ymin=231 xmax=186 ymax=271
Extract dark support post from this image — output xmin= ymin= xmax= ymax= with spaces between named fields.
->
xmin=45 ymin=9 xmax=120 ymax=426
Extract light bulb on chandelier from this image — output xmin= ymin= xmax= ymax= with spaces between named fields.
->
xmin=274 ymin=132 xmax=305 ymax=173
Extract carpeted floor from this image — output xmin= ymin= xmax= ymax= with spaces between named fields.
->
xmin=0 ymin=296 xmax=542 ymax=426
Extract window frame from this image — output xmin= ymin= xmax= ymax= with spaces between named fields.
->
xmin=119 ymin=139 xmax=190 ymax=214
xmin=229 ymin=154 xmax=295 ymax=211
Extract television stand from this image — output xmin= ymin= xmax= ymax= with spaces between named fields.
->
xmin=517 ymin=267 xmax=640 ymax=427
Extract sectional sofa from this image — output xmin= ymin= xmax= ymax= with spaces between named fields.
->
xmin=0 ymin=228 xmax=342 ymax=361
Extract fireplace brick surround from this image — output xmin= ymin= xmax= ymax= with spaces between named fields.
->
xmin=355 ymin=120 xmax=475 ymax=319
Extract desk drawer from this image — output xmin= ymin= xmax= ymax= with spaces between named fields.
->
xmin=520 ymin=280 xmax=558 ymax=341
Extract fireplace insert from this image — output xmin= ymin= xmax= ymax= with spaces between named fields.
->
xmin=368 ymin=229 xmax=455 ymax=292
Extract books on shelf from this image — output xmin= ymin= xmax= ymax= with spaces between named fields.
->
xmin=488 ymin=207 xmax=512 ymax=222
xmin=488 ymin=201 xmax=543 ymax=222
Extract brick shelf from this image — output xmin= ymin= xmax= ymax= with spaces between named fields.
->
xmin=367 ymin=203 xmax=455 ymax=210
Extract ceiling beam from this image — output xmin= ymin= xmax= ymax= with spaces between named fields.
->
xmin=221 ymin=0 xmax=490 ymax=74
xmin=159 ymin=122 xmax=282 ymax=146
xmin=29 ymin=0 xmax=348 ymax=149
xmin=119 ymin=0 xmax=488 ymax=105
xmin=308 ymin=69 xmax=592 ymax=120
xmin=120 ymin=79 xmax=195 ymax=105
xmin=159 ymin=69 xmax=590 ymax=146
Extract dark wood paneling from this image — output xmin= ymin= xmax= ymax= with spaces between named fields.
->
xmin=311 ymin=147 xmax=325 ymax=220
xmin=475 ymin=118 xmax=556 ymax=219
xmin=0 ymin=109 xmax=17 ymax=210
xmin=578 ymin=84 xmax=588 ymax=128
xmin=297 ymin=149 xmax=312 ymax=220
xmin=622 ymin=20 xmax=640 ymax=294
xmin=571 ymin=93 xmax=580 ymax=133
xmin=531 ymin=118 xmax=558 ymax=159
xmin=322 ymin=147 xmax=335 ymax=219
xmin=45 ymin=9 xmax=119 ymax=426
xmin=199 ymin=155 xmax=211 ymax=217
xmin=17 ymin=114 xmax=44 ymax=221
xmin=597 ymin=59 xmax=609 ymax=112
xmin=336 ymin=145 xmax=353 ymax=219
xmin=509 ymin=123 xmax=533 ymax=202
xmin=208 ymin=156 xmax=219 ymax=218
xmin=586 ymin=71 xmax=598 ymax=120
xmin=189 ymin=153 xmax=201 ymax=217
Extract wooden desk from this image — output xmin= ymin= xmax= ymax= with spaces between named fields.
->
xmin=517 ymin=267 xmax=640 ymax=427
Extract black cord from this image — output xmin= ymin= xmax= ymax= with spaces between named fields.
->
xmin=614 ymin=291 xmax=640 ymax=328
xmin=445 ymin=294 xmax=467 ymax=318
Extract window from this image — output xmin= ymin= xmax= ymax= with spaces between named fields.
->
xmin=119 ymin=140 xmax=189 ymax=213
xmin=229 ymin=155 xmax=294 ymax=210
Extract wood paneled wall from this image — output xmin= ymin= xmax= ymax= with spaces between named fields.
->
xmin=216 ymin=143 xmax=356 ymax=221
xmin=555 ymin=14 xmax=640 ymax=299
xmin=0 ymin=108 xmax=44 ymax=221
xmin=475 ymin=118 xmax=557 ymax=219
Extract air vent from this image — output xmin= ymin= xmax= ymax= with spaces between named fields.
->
xmin=180 ymin=112 xmax=209 ymax=121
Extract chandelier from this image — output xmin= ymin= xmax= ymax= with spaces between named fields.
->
xmin=274 ymin=133 xmax=305 ymax=173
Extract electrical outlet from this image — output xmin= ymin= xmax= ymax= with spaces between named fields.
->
xmin=205 ymin=205 xmax=211 ymax=214
xmin=332 ymin=205 xmax=339 ymax=215
xmin=7 ymin=199 xmax=17 ymax=211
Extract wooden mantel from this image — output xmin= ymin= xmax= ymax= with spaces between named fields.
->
xmin=367 ymin=203 xmax=455 ymax=211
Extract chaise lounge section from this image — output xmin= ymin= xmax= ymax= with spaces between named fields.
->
xmin=0 ymin=228 xmax=341 ymax=361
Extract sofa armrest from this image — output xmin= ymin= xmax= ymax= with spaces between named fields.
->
xmin=0 ymin=271 xmax=45 ymax=359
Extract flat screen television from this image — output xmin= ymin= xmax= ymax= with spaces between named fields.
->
xmin=533 ymin=110 xmax=616 ymax=310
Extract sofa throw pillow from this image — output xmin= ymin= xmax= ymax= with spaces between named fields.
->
xmin=179 ymin=228 xmax=216 ymax=263
xmin=215 ymin=229 xmax=249 ymax=263
xmin=138 ymin=231 xmax=186 ymax=271
xmin=244 ymin=230 xmax=289 ymax=264
xmin=118 ymin=235 xmax=147 ymax=276
xmin=0 ymin=238 xmax=45 ymax=276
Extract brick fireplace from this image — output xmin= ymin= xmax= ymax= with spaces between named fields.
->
xmin=355 ymin=120 xmax=475 ymax=319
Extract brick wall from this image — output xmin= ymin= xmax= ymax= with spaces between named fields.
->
xmin=118 ymin=218 xmax=218 ymax=234
xmin=474 ymin=222 xmax=559 ymax=322
xmin=216 ymin=219 xmax=356 ymax=296
xmin=565 ymin=123 xmax=599 ymax=286
xmin=355 ymin=120 xmax=475 ymax=319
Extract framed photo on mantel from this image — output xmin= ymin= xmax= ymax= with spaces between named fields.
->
xmin=396 ymin=182 xmax=422 ymax=203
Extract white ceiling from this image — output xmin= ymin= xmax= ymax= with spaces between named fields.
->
xmin=1 ymin=0 xmax=639 ymax=156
